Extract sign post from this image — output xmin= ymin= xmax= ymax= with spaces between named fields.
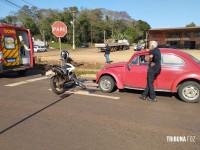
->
xmin=52 ymin=21 xmax=67 ymax=63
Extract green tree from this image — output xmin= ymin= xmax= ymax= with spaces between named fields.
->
xmin=101 ymin=9 xmax=132 ymax=38
xmin=186 ymin=22 xmax=196 ymax=27
xmin=2 ymin=5 xmax=152 ymax=47
xmin=23 ymin=17 xmax=39 ymax=36
xmin=133 ymin=20 xmax=151 ymax=40
xmin=87 ymin=9 xmax=104 ymax=43
xmin=17 ymin=5 xmax=40 ymax=36
xmin=1 ymin=15 xmax=17 ymax=25
xmin=124 ymin=27 xmax=138 ymax=44
xmin=76 ymin=9 xmax=91 ymax=44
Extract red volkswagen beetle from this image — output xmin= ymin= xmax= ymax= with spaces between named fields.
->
xmin=96 ymin=48 xmax=200 ymax=103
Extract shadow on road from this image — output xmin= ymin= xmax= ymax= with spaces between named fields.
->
xmin=0 ymin=64 xmax=47 ymax=79
xmin=119 ymin=89 xmax=183 ymax=102
xmin=0 ymin=93 xmax=73 ymax=135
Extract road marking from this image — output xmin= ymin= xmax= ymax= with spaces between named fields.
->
xmin=83 ymin=81 xmax=98 ymax=87
xmin=5 ymin=76 xmax=48 ymax=87
xmin=49 ymin=89 xmax=120 ymax=100
xmin=68 ymin=90 xmax=120 ymax=99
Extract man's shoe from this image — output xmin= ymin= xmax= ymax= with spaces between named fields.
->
xmin=139 ymin=95 xmax=147 ymax=100
xmin=147 ymin=98 xmax=157 ymax=102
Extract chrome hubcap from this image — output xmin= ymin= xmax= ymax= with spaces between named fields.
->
xmin=100 ymin=79 xmax=111 ymax=91
xmin=182 ymin=85 xmax=199 ymax=101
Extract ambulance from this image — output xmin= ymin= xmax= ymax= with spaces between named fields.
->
xmin=0 ymin=23 xmax=34 ymax=75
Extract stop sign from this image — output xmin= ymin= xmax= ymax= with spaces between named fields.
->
xmin=52 ymin=21 xmax=67 ymax=37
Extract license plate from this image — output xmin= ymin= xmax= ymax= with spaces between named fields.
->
xmin=6 ymin=58 xmax=16 ymax=63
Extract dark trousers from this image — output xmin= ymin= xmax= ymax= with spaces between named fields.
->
xmin=142 ymin=69 xmax=159 ymax=99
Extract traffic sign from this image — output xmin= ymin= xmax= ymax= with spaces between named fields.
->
xmin=52 ymin=21 xmax=67 ymax=37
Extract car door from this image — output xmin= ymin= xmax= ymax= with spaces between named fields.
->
xmin=2 ymin=36 xmax=20 ymax=67
xmin=156 ymin=54 xmax=186 ymax=90
xmin=124 ymin=54 xmax=150 ymax=88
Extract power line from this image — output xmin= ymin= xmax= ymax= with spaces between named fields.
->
xmin=3 ymin=0 xmax=21 ymax=9
xmin=22 ymin=0 xmax=36 ymax=7
xmin=0 ymin=0 xmax=16 ymax=9
xmin=0 ymin=0 xmax=21 ymax=10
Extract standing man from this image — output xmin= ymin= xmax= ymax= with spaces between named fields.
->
xmin=139 ymin=41 xmax=161 ymax=102
xmin=104 ymin=44 xmax=111 ymax=64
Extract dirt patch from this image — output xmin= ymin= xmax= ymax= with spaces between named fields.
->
xmin=34 ymin=47 xmax=134 ymax=65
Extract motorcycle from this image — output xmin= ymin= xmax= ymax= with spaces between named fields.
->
xmin=45 ymin=51 xmax=86 ymax=95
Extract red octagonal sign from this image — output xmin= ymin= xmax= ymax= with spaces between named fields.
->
xmin=52 ymin=21 xmax=67 ymax=37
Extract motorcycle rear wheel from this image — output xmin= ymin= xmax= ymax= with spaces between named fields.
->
xmin=50 ymin=75 xmax=65 ymax=95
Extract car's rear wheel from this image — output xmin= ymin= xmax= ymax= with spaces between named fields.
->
xmin=98 ymin=76 xmax=116 ymax=93
xmin=178 ymin=81 xmax=200 ymax=103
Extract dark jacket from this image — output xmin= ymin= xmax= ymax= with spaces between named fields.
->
xmin=149 ymin=47 xmax=161 ymax=73
xmin=105 ymin=45 xmax=111 ymax=54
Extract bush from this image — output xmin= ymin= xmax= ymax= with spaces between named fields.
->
xmin=49 ymin=42 xmax=72 ymax=49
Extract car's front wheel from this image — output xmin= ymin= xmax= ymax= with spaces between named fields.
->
xmin=178 ymin=81 xmax=200 ymax=103
xmin=99 ymin=76 xmax=116 ymax=93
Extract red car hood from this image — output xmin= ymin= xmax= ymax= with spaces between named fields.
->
xmin=105 ymin=62 xmax=127 ymax=69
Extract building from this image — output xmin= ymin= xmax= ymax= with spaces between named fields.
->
xmin=148 ymin=27 xmax=200 ymax=49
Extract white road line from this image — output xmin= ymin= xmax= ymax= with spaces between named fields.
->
xmin=5 ymin=76 xmax=48 ymax=87
xmin=49 ymin=89 xmax=120 ymax=100
xmin=68 ymin=90 xmax=120 ymax=99
xmin=83 ymin=81 xmax=98 ymax=87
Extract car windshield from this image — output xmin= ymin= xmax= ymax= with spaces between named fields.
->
xmin=189 ymin=54 xmax=200 ymax=64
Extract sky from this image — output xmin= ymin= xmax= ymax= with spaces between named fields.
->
xmin=0 ymin=0 xmax=199 ymax=28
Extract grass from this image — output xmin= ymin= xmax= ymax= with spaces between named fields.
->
xmin=49 ymin=42 xmax=72 ymax=49
xmin=75 ymin=70 xmax=98 ymax=76
xmin=48 ymin=42 xmax=96 ymax=50
xmin=34 ymin=60 xmax=101 ymax=76
xmin=78 ymin=63 xmax=104 ymax=70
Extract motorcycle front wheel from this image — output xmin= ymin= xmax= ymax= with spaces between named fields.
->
xmin=50 ymin=75 xmax=65 ymax=95
xmin=72 ymin=75 xmax=86 ymax=89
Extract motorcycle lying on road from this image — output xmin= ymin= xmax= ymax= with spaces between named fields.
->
xmin=45 ymin=50 xmax=86 ymax=95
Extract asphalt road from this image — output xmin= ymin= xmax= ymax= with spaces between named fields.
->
xmin=0 ymin=71 xmax=199 ymax=150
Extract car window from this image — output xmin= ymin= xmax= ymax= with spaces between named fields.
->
xmin=139 ymin=55 xmax=149 ymax=65
xmin=189 ymin=54 xmax=200 ymax=64
xmin=4 ymin=37 xmax=15 ymax=49
xmin=131 ymin=56 xmax=139 ymax=65
xmin=162 ymin=54 xmax=185 ymax=66
xmin=131 ymin=55 xmax=150 ymax=65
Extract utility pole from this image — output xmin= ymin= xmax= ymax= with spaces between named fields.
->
xmin=146 ymin=31 xmax=149 ymax=49
xmin=104 ymin=30 xmax=106 ymax=43
xmin=43 ymin=30 xmax=46 ymax=46
xmin=70 ymin=10 xmax=76 ymax=50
